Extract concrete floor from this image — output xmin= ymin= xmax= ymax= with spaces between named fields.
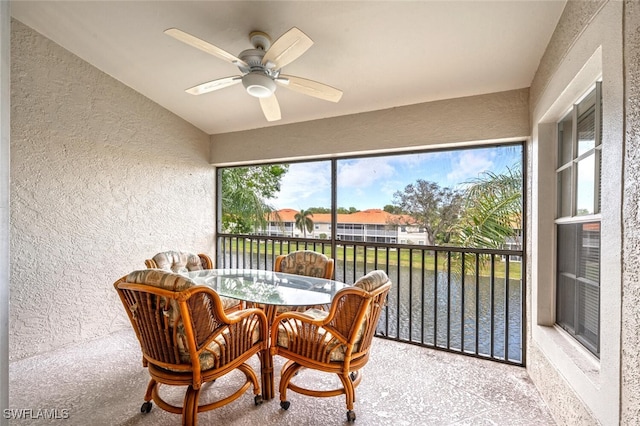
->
xmin=9 ymin=329 xmax=556 ymax=425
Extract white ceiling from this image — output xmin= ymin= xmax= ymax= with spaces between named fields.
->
xmin=11 ymin=1 xmax=566 ymax=135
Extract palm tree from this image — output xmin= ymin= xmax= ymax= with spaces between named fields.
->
xmin=452 ymin=166 xmax=522 ymax=249
xmin=294 ymin=209 xmax=314 ymax=238
xmin=447 ymin=166 xmax=522 ymax=276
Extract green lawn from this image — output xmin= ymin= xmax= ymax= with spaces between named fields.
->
xmin=223 ymin=240 xmax=521 ymax=280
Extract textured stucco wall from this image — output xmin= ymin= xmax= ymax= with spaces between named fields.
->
xmin=211 ymin=88 xmax=529 ymax=165
xmin=1 ymin=1 xmax=10 ymax=419
xmin=9 ymin=20 xmax=214 ymax=361
xmin=529 ymin=0 xmax=606 ymax=111
xmin=527 ymin=1 xmax=629 ymax=425
xmin=526 ymin=345 xmax=596 ymax=425
xmin=621 ymin=1 xmax=640 ymax=423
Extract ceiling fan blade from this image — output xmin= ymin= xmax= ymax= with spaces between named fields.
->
xmin=278 ymin=75 xmax=343 ymax=102
xmin=259 ymin=95 xmax=281 ymax=122
xmin=165 ymin=28 xmax=248 ymax=68
xmin=262 ymin=27 xmax=313 ymax=69
xmin=185 ymin=76 xmax=242 ymax=95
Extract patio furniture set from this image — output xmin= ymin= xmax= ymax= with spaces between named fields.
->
xmin=114 ymin=250 xmax=391 ymax=425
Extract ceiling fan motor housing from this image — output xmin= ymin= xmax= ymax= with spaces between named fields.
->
xmin=238 ymin=45 xmax=279 ymax=98
xmin=238 ymin=48 xmax=266 ymax=69
xmin=242 ymin=71 xmax=276 ymax=98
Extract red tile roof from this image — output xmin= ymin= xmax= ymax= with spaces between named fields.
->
xmin=268 ymin=209 xmax=417 ymax=225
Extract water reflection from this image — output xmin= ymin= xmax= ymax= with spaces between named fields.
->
xmin=379 ymin=268 xmax=522 ymax=363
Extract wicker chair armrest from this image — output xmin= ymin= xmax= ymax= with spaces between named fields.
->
xmin=270 ymin=308 xmax=335 ymax=337
xmin=274 ymin=309 xmax=331 ymax=324
xmin=226 ymin=307 xmax=268 ymax=327
xmin=197 ymin=309 xmax=267 ymax=342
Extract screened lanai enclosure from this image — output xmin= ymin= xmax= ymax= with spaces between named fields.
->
xmin=217 ymin=143 xmax=525 ymax=365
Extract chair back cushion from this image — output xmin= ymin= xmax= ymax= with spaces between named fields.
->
xmin=278 ymin=250 xmax=331 ymax=278
xmin=126 ymin=268 xmax=195 ymax=292
xmin=354 ymin=270 xmax=389 ymax=292
xmin=145 ymin=252 xmax=238 ymax=311
xmin=150 ymin=250 xmax=206 ymax=273
xmin=124 ymin=269 xmax=196 ymax=364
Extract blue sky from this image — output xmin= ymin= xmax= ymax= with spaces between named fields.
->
xmin=268 ymin=145 xmax=522 ymax=211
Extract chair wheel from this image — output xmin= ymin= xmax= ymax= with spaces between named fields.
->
xmin=280 ymin=400 xmax=291 ymax=410
xmin=254 ymin=395 xmax=263 ymax=405
xmin=140 ymin=401 xmax=152 ymax=413
xmin=347 ymin=410 xmax=356 ymax=422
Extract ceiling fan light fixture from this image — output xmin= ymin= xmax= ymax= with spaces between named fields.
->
xmin=242 ymin=72 xmax=276 ymax=98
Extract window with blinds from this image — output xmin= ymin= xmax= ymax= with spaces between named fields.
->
xmin=555 ymin=83 xmax=601 ymax=357
xmin=556 ymin=222 xmax=600 ymax=353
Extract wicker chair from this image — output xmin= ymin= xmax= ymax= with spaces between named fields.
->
xmin=274 ymin=250 xmax=334 ymax=279
xmin=271 ymin=250 xmax=334 ymax=315
xmin=270 ymin=270 xmax=391 ymax=422
xmin=114 ymin=269 xmax=269 ymax=426
xmin=145 ymin=250 xmax=242 ymax=313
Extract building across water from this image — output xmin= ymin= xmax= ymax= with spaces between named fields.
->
xmin=264 ymin=208 xmax=429 ymax=245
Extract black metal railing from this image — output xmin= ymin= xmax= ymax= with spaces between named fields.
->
xmin=216 ymin=233 xmax=525 ymax=366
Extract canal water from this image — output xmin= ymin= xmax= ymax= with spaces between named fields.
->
xmin=222 ymin=253 xmax=523 ymax=364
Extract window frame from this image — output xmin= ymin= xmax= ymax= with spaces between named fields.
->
xmin=554 ymin=82 xmax=602 ymax=357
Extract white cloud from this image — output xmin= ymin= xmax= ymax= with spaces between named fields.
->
xmin=268 ymin=162 xmax=331 ymax=209
xmin=446 ymin=150 xmax=495 ymax=183
xmin=337 ymin=158 xmax=395 ymax=188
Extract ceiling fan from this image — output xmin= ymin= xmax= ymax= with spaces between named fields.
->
xmin=164 ymin=26 xmax=343 ymax=122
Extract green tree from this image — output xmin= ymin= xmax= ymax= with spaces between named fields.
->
xmin=306 ymin=206 xmax=359 ymax=214
xmin=392 ymin=180 xmax=463 ymax=245
xmin=220 ymin=165 xmax=288 ymax=233
xmin=294 ymin=209 xmax=314 ymax=238
xmin=383 ymin=204 xmax=404 ymax=214
xmin=451 ymin=166 xmax=522 ymax=249
xmin=306 ymin=207 xmax=331 ymax=214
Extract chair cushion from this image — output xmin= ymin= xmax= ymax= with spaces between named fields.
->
xmin=276 ymin=308 xmax=351 ymax=361
xmin=280 ymin=251 xmax=330 ymax=278
xmin=197 ymin=321 xmax=262 ymax=371
xmin=158 ymin=322 xmax=261 ymax=372
xmin=352 ymin=270 xmax=389 ymax=346
xmin=354 ymin=270 xmax=389 ymax=292
xmin=299 ymin=308 xmax=328 ymax=321
xmin=220 ymin=297 xmax=242 ymax=311
xmin=126 ymin=269 xmax=195 ymax=291
xmin=146 ymin=253 xmax=242 ymax=311
xmin=126 ymin=269 xmax=195 ymax=343
xmin=152 ymin=250 xmax=205 ymax=273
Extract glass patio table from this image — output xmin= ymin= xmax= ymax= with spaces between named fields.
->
xmin=185 ymin=268 xmax=350 ymax=400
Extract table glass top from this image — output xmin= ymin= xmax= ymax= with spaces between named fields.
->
xmin=185 ymin=269 xmax=350 ymax=306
